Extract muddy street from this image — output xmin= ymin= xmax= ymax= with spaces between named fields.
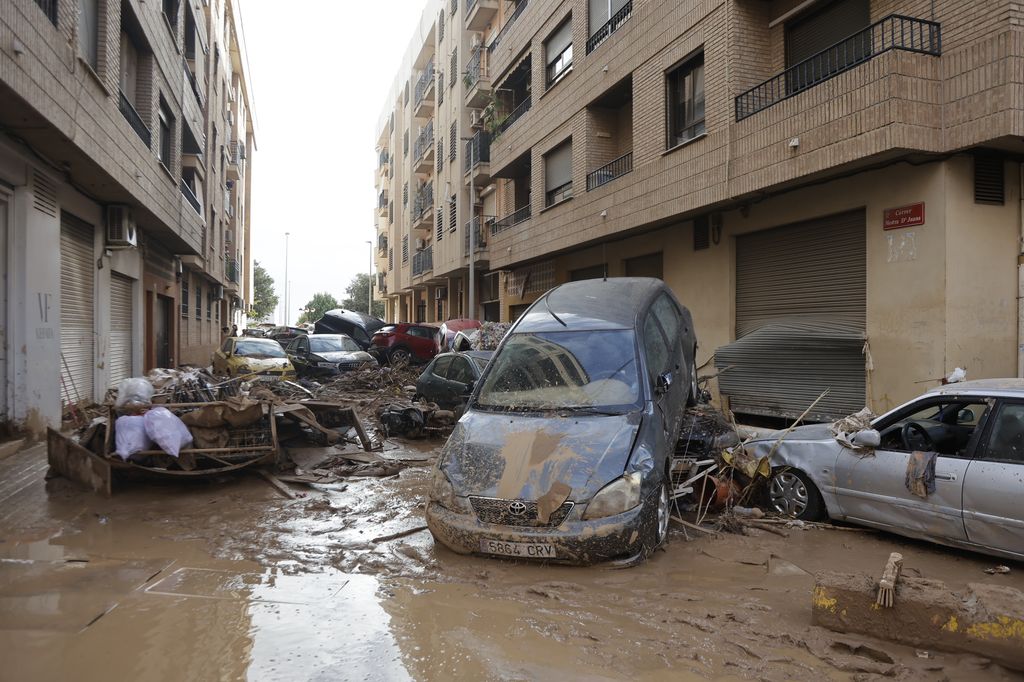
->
xmin=0 ymin=440 xmax=1019 ymax=682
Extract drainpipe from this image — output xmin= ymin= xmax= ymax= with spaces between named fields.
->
xmin=1019 ymin=163 xmax=1024 ymax=377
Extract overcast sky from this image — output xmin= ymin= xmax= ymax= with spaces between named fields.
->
xmin=240 ymin=0 xmax=427 ymax=324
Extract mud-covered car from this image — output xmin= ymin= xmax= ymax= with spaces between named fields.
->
xmin=750 ymin=379 xmax=1024 ymax=561
xmin=211 ymin=337 xmax=296 ymax=380
xmin=416 ymin=351 xmax=493 ymax=411
xmin=426 ymin=277 xmax=699 ymax=565
xmin=285 ymin=334 xmax=377 ymax=378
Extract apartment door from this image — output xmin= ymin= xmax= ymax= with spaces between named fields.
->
xmin=0 ymin=195 xmax=8 ymax=421
xmin=60 ymin=212 xmax=96 ymax=406
xmin=108 ymin=273 xmax=134 ymax=387
xmin=154 ymin=294 xmax=172 ymax=368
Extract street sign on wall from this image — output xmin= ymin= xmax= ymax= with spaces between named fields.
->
xmin=883 ymin=203 xmax=925 ymax=230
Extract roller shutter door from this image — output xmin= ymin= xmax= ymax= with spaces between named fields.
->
xmin=60 ymin=213 xmax=95 ymax=405
xmin=109 ymin=273 xmax=133 ymax=388
xmin=716 ymin=209 xmax=866 ymax=421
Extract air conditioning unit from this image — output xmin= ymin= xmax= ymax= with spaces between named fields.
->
xmin=470 ymin=109 xmax=483 ymax=129
xmin=225 ymin=229 xmax=234 ymax=244
xmin=415 ymin=238 xmax=426 ymax=250
xmin=105 ymin=205 xmax=137 ymax=248
xmin=212 ymin=284 xmax=225 ymax=301
xmin=435 ymin=287 xmax=448 ymax=300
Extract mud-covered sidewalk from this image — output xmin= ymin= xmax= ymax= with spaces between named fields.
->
xmin=0 ymin=441 xmax=1021 ymax=681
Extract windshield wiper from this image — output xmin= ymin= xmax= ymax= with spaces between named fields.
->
xmin=562 ymin=407 xmax=623 ymax=417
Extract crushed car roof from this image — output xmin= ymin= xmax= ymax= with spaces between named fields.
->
xmin=514 ymin=277 xmax=664 ymax=333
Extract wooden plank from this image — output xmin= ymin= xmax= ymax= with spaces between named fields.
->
xmin=47 ymin=429 xmax=112 ymax=496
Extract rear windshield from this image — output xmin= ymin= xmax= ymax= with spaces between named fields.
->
xmin=475 ymin=331 xmax=641 ymax=412
xmin=235 ymin=340 xmax=286 ymax=358
xmin=310 ymin=337 xmax=360 ymax=353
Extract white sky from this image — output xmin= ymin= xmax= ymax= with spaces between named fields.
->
xmin=240 ymin=0 xmax=427 ymax=324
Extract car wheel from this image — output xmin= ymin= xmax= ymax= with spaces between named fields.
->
xmin=388 ymin=347 xmax=412 ymax=365
xmin=768 ymin=469 xmax=826 ymax=521
xmin=686 ymin=359 xmax=699 ymax=407
xmin=654 ymin=477 xmax=670 ymax=547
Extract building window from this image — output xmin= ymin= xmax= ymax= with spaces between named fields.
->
xmin=402 ymin=235 xmax=409 ymax=263
xmin=449 ymin=195 xmax=457 ymax=232
xmin=35 ymin=0 xmax=59 ymax=26
xmin=180 ymin=277 xmax=189 ymax=318
xmin=388 ymin=247 xmax=394 ymax=271
xmin=403 ymin=130 xmax=409 ymax=156
xmin=389 ymin=201 xmax=394 ymax=224
xmin=449 ymin=123 xmax=457 ymax=161
xmin=545 ymin=139 xmax=573 ymax=207
xmin=162 ymin=0 xmax=179 ymax=31
xmin=545 ymin=19 xmax=573 ymax=88
xmin=450 ymin=50 xmax=457 ymax=89
xmin=666 ymin=52 xmax=705 ymax=148
xmin=157 ymin=97 xmax=174 ymax=171
xmin=437 ymin=138 xmax=444 ymax=171
xmin=207 ymin=290 xmax=213 ymax=320
xmin=438 ymin=9 xmax=445 ymax=41
xmin=195 ymin=282 xmax=202 ymax=320
xmin=79 ymin=0 xmax=99 ymax=70
xmin=451 ymin=0 xmax=456 ymax=14
xmin=438 ymin=72 xmax=444 ymax=104
xmin=403 ymin=182 xmax=408 ymax=206
xmin=437 ymin=212 xmax=444 ymax=241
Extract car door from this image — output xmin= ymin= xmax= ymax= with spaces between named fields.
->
xmin=419 ymin=355 xmax=451 ymax=404
xmin=834 ymin=396 xmax=988 ymax=542
xmin=961 ymin=400 xmax=1024 ymax=557
xmin=445 ymin=356 xmax=476 ymax=408
xmin=649 ymin=293 xmax=688 ymax=439
xmin=289 ymin=337 xmax=309 ymax=374
xmin=407 ymin=326 xmax=436 ymax=361
xmin=641 ymin=311 xmax=677 ymax=453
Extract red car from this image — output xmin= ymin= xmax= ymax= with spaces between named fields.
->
xmin=370 ymin=323 xmax=439 ymax=364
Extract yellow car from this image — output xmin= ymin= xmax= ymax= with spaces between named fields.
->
xmin=212 ymin=337 xmax=297 ymax=381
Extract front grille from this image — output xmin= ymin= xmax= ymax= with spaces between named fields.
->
xmin=470 ymin=496 xmax=574 ymax=528
xmin=337 ymin=361 xmax=363 ymax=371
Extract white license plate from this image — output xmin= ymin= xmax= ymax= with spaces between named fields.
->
xmin=479 ymin=539 xmax=556 ymax=559
xmin=254 ymin=375 xmax=283 ymax=382
xmin=317 ymin=362 xmax=337 ymax=368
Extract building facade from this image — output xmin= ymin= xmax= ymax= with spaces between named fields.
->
xmin=375 ymin=0 xmax=1024 ymax=422
xmin=0 ymin=0 xmax=256 ymax=434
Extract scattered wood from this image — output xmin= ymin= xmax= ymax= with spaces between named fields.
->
xmin=745 ymin=521 xmax=790 ymax=538
xmin=671 ymin=515 xmax=719 ymax=536
xmin=371 ymin=525 xmax=429 ymax=543
xmin=257 ymin=469 xmax=298 ymax=499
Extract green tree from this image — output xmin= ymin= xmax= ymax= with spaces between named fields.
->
xmin=342 ymin=273 xmax=385 ymax=318
xmin=250 ymin=261 xmax=278 ymax=322
xmin=298 ymin=292 xmax=340 ymax=324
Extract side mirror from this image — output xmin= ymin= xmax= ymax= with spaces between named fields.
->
xmin=957 ymin=408 xmax=975 ymax=424
xmin=655 ymin=371 xmax=673 ymax=396
xmin=851 ymin=429 xmax=881 ymax=448
xmin=463 ymin=381 xmax=475 ymax=396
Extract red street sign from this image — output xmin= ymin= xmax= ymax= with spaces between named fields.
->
xmin=883 ymin=203 xmax=925 ymax=230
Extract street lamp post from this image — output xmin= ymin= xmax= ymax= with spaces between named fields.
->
xmin=365 ymin=239 xmax=373 ymax=316
xmin=284 ymin=231 xmax=291 ymax=325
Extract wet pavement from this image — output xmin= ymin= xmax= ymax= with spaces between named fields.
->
xmin=1 ymin=440 xmax=1022 ymax=681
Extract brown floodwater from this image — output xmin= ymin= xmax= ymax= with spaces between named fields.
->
xmin=0 ymin=441 xmax=1021 ymax=681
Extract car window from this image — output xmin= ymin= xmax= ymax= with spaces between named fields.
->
xmin=878 ymin=398 xmax=990 ymax=456
xmin=431 ymin=356 xmax=453 ymax=378
xmin=310 ymin=336 xmax=359 ymax=353
xmin=476 ymin=331 xmax=641 ymax=411
xmin=408 ymin=327 xmax=432 ymax=339
xmin=447 ymin=358 xmax=474 ymax=384
xmin=234 ymin=339 xmax=287 ymax=358
xmin=980 ymin=402 xmax=1024 ymax=464
xmin=642 ymin=314 xmax=670 ymax=379
xmin=651 ymin=293 xmax=681 ymax=345
xmin=298 ymin=337 xmax=309 ymax=352
xmin=286 ymin=338 xmax=299 ymax=352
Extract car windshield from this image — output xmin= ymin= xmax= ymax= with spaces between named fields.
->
xmin=310 ymin=337 xmax=360 ymax=353
xmin=475 ymin=331 xmax=641 ymax=412
xmin=234 ymin=339 xmax=287 ymax=358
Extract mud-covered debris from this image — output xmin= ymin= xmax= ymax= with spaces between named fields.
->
xmin=378 ymin=402 xmax=455 ymax=439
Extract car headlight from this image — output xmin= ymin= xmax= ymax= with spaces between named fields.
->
xmin=582 ymin=472 xmax=643 ymax=520
xmin=429 ymin=467 xmax=465 ymax=512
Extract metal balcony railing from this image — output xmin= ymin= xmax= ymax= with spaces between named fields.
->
xmin=586 ymin=151 xmax=633 ymax=191
xmin=488 ymin=0 xmax=529 ymax=54
xmin=413 ymin=183 xmax=435 ymax=220
xmin=377 ymin=234 xmax=388 ymax=254
xmin=735 ymin=14 xmax=941 ymax=121
xmin=378 ymin=149 xmax=389 ymax=168
xmin=228 ymin=140 xmax=246 ymax=165
xmin=226 ymin=257 xmax=240 ymax=284
xmin=586 ymin=1 xmax=632 ymax=54
xmin=34 ymin=0 xmax=58 ymax=26
xmin=464 ymin=216 xmax=493 ymax=256
xmin=180 ymin=179 xmax=202 ymax=214
xmin=412 ymin=245 xmax=433 ymax=276
xmin=494 ymin=96 xmax=531 ymax=137
xmin=464 ymin=131 xmax=491 ymax=171
xmin=491 ymin=205 xmax=530 ymax=234
xmin=466 ymin=0 xmax=477 ymax=12
xmin=378 ymin=190 xmax=388 ymax=209
xmin=466 ymin=45 xmax=488 ymax=89
xmin=414 ymin=119 xmax=434 ymax=160
xmin=118 ymin=91 xmax=151 ymax=148
xmin=414 ymin=59 xmax=436 ymax=108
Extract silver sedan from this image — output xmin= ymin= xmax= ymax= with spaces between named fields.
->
xmin=745 ymin=379 xmax=1023 ymax=561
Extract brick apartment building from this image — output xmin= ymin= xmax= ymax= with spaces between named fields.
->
xmin=374 ymin=0 xmax=1024 ymax=422
xmin=0 ymin=0 xmax=256 ymax=434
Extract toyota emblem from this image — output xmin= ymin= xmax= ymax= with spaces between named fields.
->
xmin=508 ymin=500 xmax=528 ymax=516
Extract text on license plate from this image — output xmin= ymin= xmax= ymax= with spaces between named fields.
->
xmin=479 ymin=539 xmax=556 ymax=558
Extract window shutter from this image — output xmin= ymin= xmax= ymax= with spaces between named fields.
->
xmin=437 ymin=212 xmax=444 ymax=241
xmin=785 ymin=0 xmax=869 ymax=67
xmin=439 ymin=9 xmax=445 ymax=41
xmin=974 ymin=156 xmax=1005 ymax=205
xmin=450 ymin=50 xmax=457 ymax=88
xmin=545 ymin=141 xmax=573 ymax=191
xmin=588 ymin=0 xmax=609 ymax=34
xmin=449 ymin=123 xmax=457 ymax=161
xmin=437 ymin=138 xmax=444 ymax=171
xmin=546 ymin=20 xmax=573 ymax=64
xmin=450 ymin=195 xmax=457 ymax=231
xmin=693 ymin=215 xmax=709 ymax=250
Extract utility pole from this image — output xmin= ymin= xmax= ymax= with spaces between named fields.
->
xmin=284 ymin=231 xmax=290 ymax=325
xmin=365 ymin=240 xmax=373 ymax=316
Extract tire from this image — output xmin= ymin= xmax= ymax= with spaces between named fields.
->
xmin=685 ymin=347 xmax=699 ymax=407
xmin=643 ymin=477 xmax=671 ymax=558
xmin=388 ymin=347 xmax=412 ymax=365
xmin=768 ymin=468 xmax=826 ymax=521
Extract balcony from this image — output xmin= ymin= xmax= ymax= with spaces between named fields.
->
xmin=464 ymin=131 xmax=491 ymax=185
xmin=227 ymin=140 xmax=245 ymax=180
xmin=586 ymin=1 xmax=632 ymax=55
xmin=377 ymin=190 xmax=389 ymax=217
xmin=488 ymin=0 xmax=529 ymax=55
xmin=118 ymin=91 xmax=151 ymax=148
xmin=464 ymin=216 xmax=492 ymax=257
xmin=413 ymin=119 xmax=435 ymax=174
xmin=412 ymin=245 xmax=433 ymax=277
xmin=414 ymin=59 xmax=436 ymax=119
xmin=466 ymin=0 xmax=498 ymax=31
xmin=491 ymin=205 xmax=530 ymax=235
xmin=493 ymin=96 xmax=531 ymax=138
xmin=378 ymin=149 xmax=390 ymax=175
xmin=587 ymin=151 xmax=632 ymax=191
xmin=465 ymin=45 xmax=491 ymax=108
xmin=377 ymin=233 xmax=388 ymax=256
xmin=735 ymin=14 xmax=941 ymax=121
xmin=412 ymin=183 xmax=435 ymax=232
xmin=180 ymin=179 xmax=202 ymax=215
xmin=377 ymin=272 xmax=387 ymax=295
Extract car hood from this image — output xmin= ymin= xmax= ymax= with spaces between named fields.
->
xmin=232 ymin=356 xmax=292 ymax=371
xmin=315 ymin=351 xmax=374 ymax=363
xmin=440 ymin=409 xmax=641 ymax=503
xmin=750 ymin=422 xmax=834 ymax=445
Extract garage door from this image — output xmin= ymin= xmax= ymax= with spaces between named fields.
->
xmin=109 ymin=273 xmax=133 ymax=388
xmin=60 ymin=213 xmax=95 ymax=405
xmin=716 ymin=209 xmax=866 ymax=421
xmin=0 ymin=196 xmax=7 ymax=420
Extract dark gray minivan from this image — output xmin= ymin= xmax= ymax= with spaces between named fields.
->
xmin=426 ymin=278 xmax=698 ymax=565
